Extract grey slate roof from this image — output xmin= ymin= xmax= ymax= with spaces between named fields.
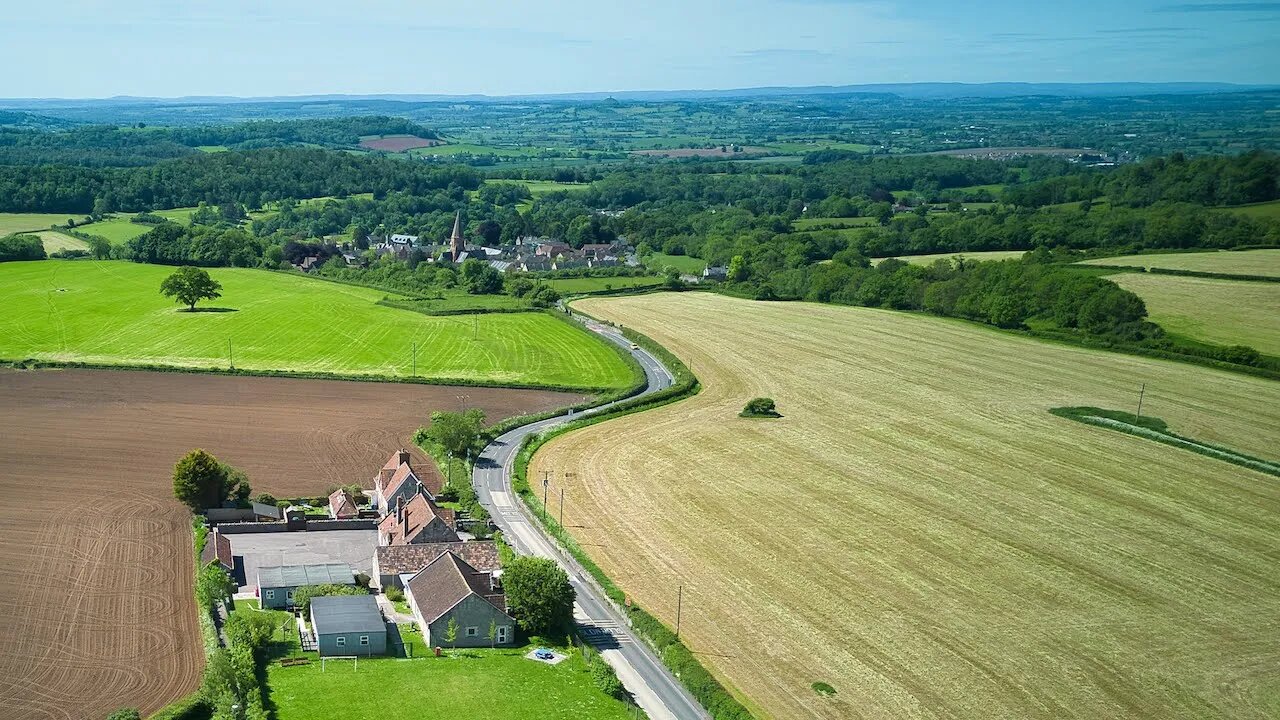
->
xmin=311 ymin=595 xmax=386 ymax=635
xmin=258 ymin=563 xmax=354 ymax=588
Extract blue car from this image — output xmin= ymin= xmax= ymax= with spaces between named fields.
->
xmin=534 ymin=648 xmax=555 ymax=660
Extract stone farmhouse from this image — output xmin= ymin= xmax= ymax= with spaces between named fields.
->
xmin=405 ymin=551 xmax=516 ymax=647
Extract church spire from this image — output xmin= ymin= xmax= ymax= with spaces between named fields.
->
xmin=450 ymin=211 xmax=464 ymax=262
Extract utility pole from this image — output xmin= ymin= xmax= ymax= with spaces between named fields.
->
xmin=228 ymin=339 xmax=234 ymax=370
xmin=412 ymin=341 xmax=417 ymax=377
xmin=1136 ymin=382 xmax=1146 ymax=419
xmin=559 ymin=487 xmax=565 ymax=528
xmin=456 ymin=394 xmax=470 ymax=412
xmin=541 ymin=470 xmax=551 ymax=518
xmin=675 ymin=585 xmax=683 ymax=639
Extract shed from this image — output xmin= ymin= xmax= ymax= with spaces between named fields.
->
xmin=310 ymin=595 xmax=387 ymax=656
xmin=257 ymin=562 xmax=354 ymax=609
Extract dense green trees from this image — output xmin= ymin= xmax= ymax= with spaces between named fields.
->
xmin=0 ymin=234 xmax=47 ymax=262
xmin=502 ymin=556 xmax=575 ymax=636
xmin=172 ymin=449 xmax=251 ymax=511
xmin=420 ymin=409 xmax=487 ymax=459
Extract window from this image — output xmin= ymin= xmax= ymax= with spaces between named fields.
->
xmin=336 ymin=637 xmax=346 ymax=647
xmin=264 ymin=589 xmax=274 ymax=599
xmin=465 ymin=626 xmax=478 ymax=637
xmin=359 ymin=635 xmax=369 ymax=646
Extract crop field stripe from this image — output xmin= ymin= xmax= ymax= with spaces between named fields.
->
xmin=0 ymin=261 xmax=635 ymax=390
xmin=1079 ymin=249 xmax=1280 ymax=278
xmin=532 ymin=292 xmax=1280 ymax=720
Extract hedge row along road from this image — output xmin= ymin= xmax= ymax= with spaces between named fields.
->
xmin=470 ymin=316 xmax=708 ymax=720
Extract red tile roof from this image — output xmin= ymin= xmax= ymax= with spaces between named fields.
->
xmin=379 ymin=494 xmax=457 ymax=545
xmin=328 ymin=488 xmax=359 ymax=519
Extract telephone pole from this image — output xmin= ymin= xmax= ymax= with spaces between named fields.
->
xmin=1136 ymin=382 xmax=1146 ymax=419
xmin=412 ymin=342 xmax=417 ymax=377
xmin=559 ymin=487 xmax=565 ymax=528
xmin=540 ymin=470 xmax=551 ymax=518
xmin=675 ymin=585 xmax=683 ymax=639
xmin=228 ymin=339 xmax=234 ymax=370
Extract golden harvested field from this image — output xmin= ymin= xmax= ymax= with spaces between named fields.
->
xmin=535 ymin=293 xmax=1280 ymax=720
xmin=1080 ymin=249 xmax=1280 ymax=277
xmin=1106 ymin=273 xmax=1280 ymax=356
xmin=35 ymin=230 xmax=89 ymax=253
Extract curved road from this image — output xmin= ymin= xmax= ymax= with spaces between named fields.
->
xmin=472 ymin=313 xmax=708 ymax=720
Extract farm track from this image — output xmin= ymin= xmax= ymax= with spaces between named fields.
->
xmin=0 ymin=368 xmax=581 ymax=719
xmin=533 ymin=293 xmax=1280 ymax=720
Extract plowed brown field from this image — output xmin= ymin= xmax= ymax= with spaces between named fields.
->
xmin=0 ymin=368 xmax=581 ymax=720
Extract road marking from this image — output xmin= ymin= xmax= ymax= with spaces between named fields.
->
xmin=491 ymin=490 xmax=515 ymax=508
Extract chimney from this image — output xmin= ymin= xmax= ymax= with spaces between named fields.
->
xmin=397 ymin=449 xmax=411 ymax=467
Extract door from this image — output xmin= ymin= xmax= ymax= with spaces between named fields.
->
xmin=286 ymin=589 xmax=295 ymax=604
xmin=496 ymin=625 xmax=509 ymax=644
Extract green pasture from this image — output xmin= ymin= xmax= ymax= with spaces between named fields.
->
xmin=545 ymin=276 xmax=663 ymax=294
xmin=1079 ymin=249 xmax=1280 ymax=278
xmin=871 ymin=250 xmax=1028 ymax=266
xmin=410 ymin=143 xmax=544 ymax=158
xmin=767 ymin=140 xmax=874 ymax=154
xmin=792 ymin=216 xmax=878 ymax=230
xmin=0 ymin=261 xmax=636 ymax=390
xmin=0 ymin=213 xmax=75 ymax=236
xmin=1215 ymin=198 xmax=1280 ymax=220
xmin=644 ymin=253 xmax=706 ymax=274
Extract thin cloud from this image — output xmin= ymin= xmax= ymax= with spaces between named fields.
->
xmin=1158 ymin=2 xmax=1280 ymax=11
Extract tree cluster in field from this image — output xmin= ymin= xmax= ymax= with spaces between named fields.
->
xmin=740 ymin=397 xmax=780 ymax=418
xmin=172 ymin=449 xmax=251 ymax=511
xmin=0 ymin=234 xmax=47 ymax=262
xmin=0 ymin=116 xmax=435 ymax=167
xmin=0 ymin=147 xmax=479 ymax=213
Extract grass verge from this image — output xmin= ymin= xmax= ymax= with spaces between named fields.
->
xmin=1050 ymin=407 xmax=1280 ymax=477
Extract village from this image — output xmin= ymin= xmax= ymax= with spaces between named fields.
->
xmin=201 ymin=449 xmax=520 ymax=657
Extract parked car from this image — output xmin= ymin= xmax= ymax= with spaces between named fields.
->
xmin=534 ymin=648 xmax=555 ymax=660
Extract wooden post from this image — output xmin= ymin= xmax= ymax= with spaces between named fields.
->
xmin=1136 ymin=382 xmax=1146 ymax=419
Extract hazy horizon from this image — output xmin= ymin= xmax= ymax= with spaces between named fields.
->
xmin=5 ymin=0 xmax=1280 ymax=98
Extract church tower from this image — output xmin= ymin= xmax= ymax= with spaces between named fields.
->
xmin=449 ymin=211 xmax=464 ymax=263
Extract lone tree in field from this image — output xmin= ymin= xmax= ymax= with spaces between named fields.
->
xmin=741 ymin=397 xmax=780 ymax=418
xmin=503 ymin=556 xmax=575 ymax=636
xmin=160 ymin=265 xmax=222 ymax=311
xmin=172 ymin=449 xmax=251 ymax=511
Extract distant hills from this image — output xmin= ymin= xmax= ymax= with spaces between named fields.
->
xmin=2 ymin=82 xmax=1276 ymax=109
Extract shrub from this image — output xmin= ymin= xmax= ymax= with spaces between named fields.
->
xmin=740 ymin=397 xmax=780 ymax=417
xmin=588 ymin=655 xmax=626 ymax=699
xmin=385 ymin=586 xmax=404 ymax=602
xmin=812 ymin=681 xmax=837 ymax=697
xmin=254 ymin=492 xmax=277 ymax=506
xmin=292 ymin=583 xmax=367 ymax=614
xmin=107 ymin=709 xmax=142 ymax=720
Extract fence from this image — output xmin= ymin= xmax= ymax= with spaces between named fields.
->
xmin=212 ymin=518 xmax=376 ymax=534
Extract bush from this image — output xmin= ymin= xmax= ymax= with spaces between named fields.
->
xmin=588 ymin=655 xmax=626 ymax=699
xmin=254 ymin=492 xmax=277 ymax=506
xmin=385 ymin=586 xmax=404 ymax=602
xmin=740 ymin=397 xmax=780 ymax=417
xmin=107 ymin=709 xmax=142 ymax=720
xmin=292 ymin=584 xmax=367 ymax=613
xmin=812 ymin=681 xmax=837 ymax=697
xmin=0 ymin=233 xmax=47 ymax=262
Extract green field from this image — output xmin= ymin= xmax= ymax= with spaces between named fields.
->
xmin=765 ymin=140 xmax=874 ymax=154
xmin=1106 ymin=272 xmax=1280 ymax=355
xmin=791 ymin=216 xmax=878 ymax=230
xmin=872 ymin=250 xmax=1028 ymax=266
xmin=1216 ymin=199 xmax=1280 ymax=220
xmin=545 ymin=276 xmax=663 ymax=294
xmin=644 ymin=253 xmax=706 ymax=274
xmin=76 ymin=217 xmax=152 ymax=244
xmin=0 ymin=261 xmax=636 ymax=390
xmin=1080 ymin=249 xmax=1280 ymax=277
xmin=410 ymin=142 xmax=544 ymax=158
xmin=0 ymin=213 xmax=75 ymax=236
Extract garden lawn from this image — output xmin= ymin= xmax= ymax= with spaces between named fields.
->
xmin=0 ymin=260 xmax=636 ymax=390
xmin=266 ymin=645 xmax=633 ymax=720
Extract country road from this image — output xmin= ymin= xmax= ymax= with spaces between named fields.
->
xmin=472 ymin=312 xmax=708 ymax=720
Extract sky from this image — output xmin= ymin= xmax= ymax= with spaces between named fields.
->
xmin=3 ymin=0 xmax=1279 ymax=98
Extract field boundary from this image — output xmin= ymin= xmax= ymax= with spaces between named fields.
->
xmin=0 ymin=355 xmax=623 ymax=394
xmin=1083 ymin=264 xmax=1280 ymax=283
xmin=1049 ymin=406 xmax=1280 ymax=477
